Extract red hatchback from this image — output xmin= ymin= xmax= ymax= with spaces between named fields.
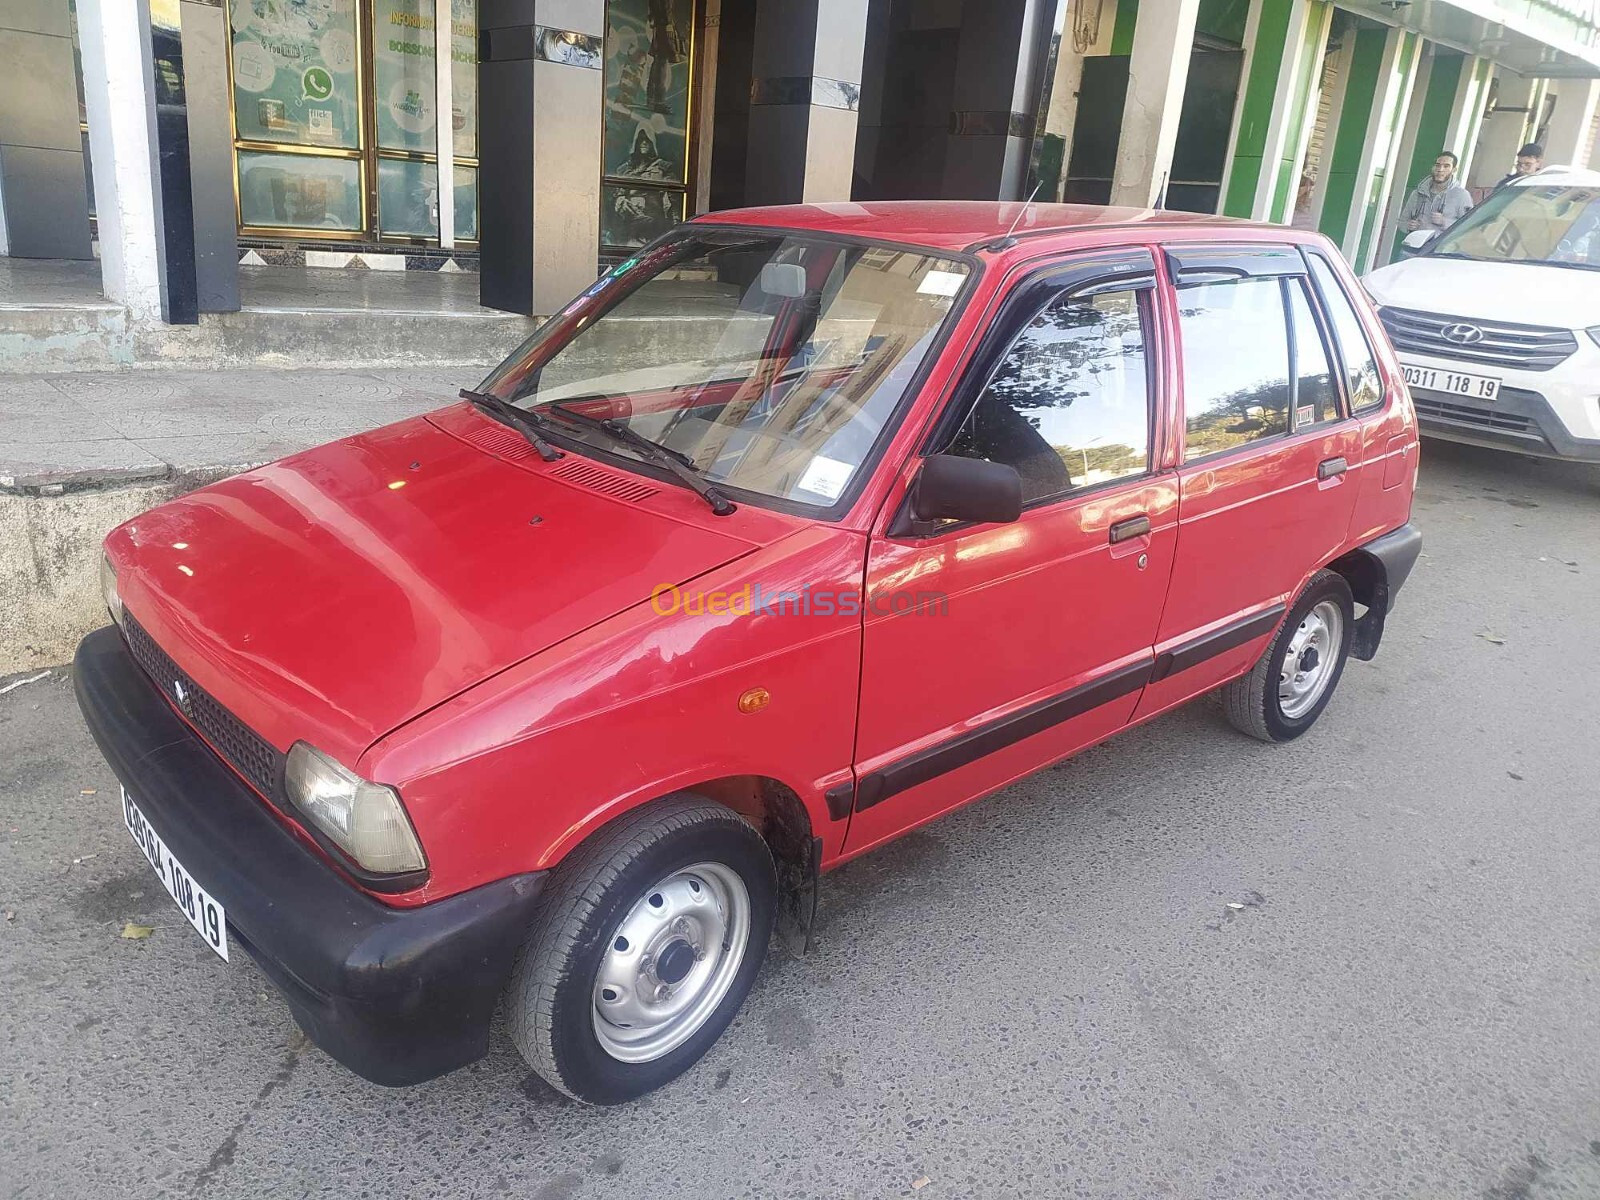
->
xmin=77 ymin=202 xmax=1420 ymax=1103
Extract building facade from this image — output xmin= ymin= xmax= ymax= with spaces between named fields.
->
xmin=2 ymin=0 xmax=1598 ymax=324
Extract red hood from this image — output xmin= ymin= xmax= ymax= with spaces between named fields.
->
xmin=108 ymin=408 xmax=770 ymax=767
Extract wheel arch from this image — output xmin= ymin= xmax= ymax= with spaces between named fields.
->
xmin=1324 ymin=523 xmax=1423 ymax=661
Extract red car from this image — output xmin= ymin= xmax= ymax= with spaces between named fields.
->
xmin=77 ymin=202 xmax=1421 ymax=1104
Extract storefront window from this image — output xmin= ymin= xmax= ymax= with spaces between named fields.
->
xmin=377 ymin=157 xmax=437 ymax=236
xmin=601 ymin=0 xmax=693 ymax=251
xmin=374 ymin=0 xmax=437 ymax=154
xmin=238 ymin=149 xmax=363 ymax=232
xmin=453 ymin=165 xmax=478 ymax=242
xmin=229 ymin=0 xmax=361 ymax=150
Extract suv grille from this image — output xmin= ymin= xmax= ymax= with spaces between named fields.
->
xmin=123 ymin=614 xmax=283 ymax=796
xmin=1411 ymin=394 xmax=1536 ymax=435
xmin=1379 ymin=306 xmax=1578 ymax=372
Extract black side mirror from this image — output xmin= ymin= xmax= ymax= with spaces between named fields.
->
xmin=904 ymin=454 xmax=1022 ymax=532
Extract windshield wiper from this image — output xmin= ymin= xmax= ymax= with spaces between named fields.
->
xmin=459 ymin=388 xmax=564 ymax=462
xmin=543 ymin=401 xmax=737 ymax=516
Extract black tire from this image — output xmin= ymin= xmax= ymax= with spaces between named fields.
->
xmin=1221 ymin=569 xmax=1355 ymax=743
xmin=506 ymin=795 xmax=776 ymax=1105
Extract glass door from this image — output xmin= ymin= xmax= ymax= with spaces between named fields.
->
xmin=227 ymin=0 xmax=477 ymax=245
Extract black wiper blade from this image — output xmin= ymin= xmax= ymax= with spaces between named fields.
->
xmin=459 ymin=388 xmax=564 ymax=462
xmin=544 ymin=402 xmax=737 ymax=516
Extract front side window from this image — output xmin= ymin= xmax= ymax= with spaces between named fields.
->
xmin=1178 ymin=277 xmax=1291 ymax=461
xmin=946 ymin=289 xmax=1152 ymax=505
xmin=480 ymin=233 xmax=972 ymax=510
xmin=1307 ymin=254 xmax=1383 ymax=411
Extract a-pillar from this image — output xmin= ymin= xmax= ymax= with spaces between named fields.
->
xmin=1220 ymin=0 xmax=1333 ymax=223
xmin=1541 ymin=79 xmax=1600 ymax=166
xmin=1377 ymin=48 xmax=1492 ymax=265
xmin=940 ymin=0 xmax=1048 ymax=201
xmin=1109 ymin=0 xmax=1201 ymax=209
xmin=0 ymin=0 xmax=92 ymax=259
xmin=743 ymin=0 xmax=869 ymax=205
xmin=478 ymin=0 xmax=605 ymax=316
xmin=1467 ymin=71 xmax=1544 ymax=189
xmin=1317 ymin=24 xmax=1423 ymax=274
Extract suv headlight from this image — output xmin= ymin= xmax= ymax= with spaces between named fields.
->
xmin=1586 ymin=326 xmax=1600 ymax=349
xmin=99 ymin=551 xmax=124 ymax=628
xmin=285 ymin=742 xmax=426 ymax=875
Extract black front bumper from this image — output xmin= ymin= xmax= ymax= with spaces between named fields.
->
xmin=74 ymin=625 xmax=547 ymax=1086
xmin=1412 ymin=386 xmax=1600 ymax=463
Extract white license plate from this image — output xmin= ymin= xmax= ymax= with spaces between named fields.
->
xmin=122 ymin=787 xmax=229 ymax=961
xmin=1402 ymin=362 xmax=1501 ymax=402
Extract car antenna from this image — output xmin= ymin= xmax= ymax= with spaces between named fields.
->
xmin=984 ymin=181 xmax=1043 ymax=251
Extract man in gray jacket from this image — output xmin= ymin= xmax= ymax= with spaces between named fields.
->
xmin=1403 ymin=151 xmax=1474 ymax=231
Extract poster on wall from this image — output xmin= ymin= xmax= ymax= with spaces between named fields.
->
xmin=230 ymin=0 xmax=361 ymax=149
xmin=601 ymin=183 xmax=685 ymax=249
xmin=374 ymin=0 xmax=439 ymax=152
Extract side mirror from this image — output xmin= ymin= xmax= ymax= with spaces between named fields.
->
xmin=907 ymin=454 xmax=1022 ymax=529
xmin=1401 ymin=229 xmax=1439 ymax=254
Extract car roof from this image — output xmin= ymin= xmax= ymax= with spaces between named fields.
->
xmin=696 ymin=200 xmax=1275 ymax=253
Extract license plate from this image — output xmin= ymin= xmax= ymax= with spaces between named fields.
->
xmin=122 ymin=787 xmax=229 ymax=961
xmin=1401 ymin=362 xmax=1500 ymax=402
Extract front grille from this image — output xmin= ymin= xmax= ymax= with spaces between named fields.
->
xmin=123 ymin=614 xmax=283 ymax=796
xmin=1412 ymin=394 xmax=1538 ymax=435
xmin=1380 ymin=306 xmax=1578 ymax=372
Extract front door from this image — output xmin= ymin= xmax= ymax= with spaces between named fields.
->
xmin=844 ymin=251 xmax=1178 ymax=858
xmin=1133 ymin=244 xmax=1365 ymax=720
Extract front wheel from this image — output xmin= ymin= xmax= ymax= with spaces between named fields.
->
xmin=1221 ymin=569 xmax=1354 ymax=743
xmin=506 ymin=796 xmax=776 ymax=1105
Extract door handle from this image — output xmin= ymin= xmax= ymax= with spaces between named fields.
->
xmin=1317 ymin=456 xmax=1348 ymax=481
xmin=1108 ymin=515 xmax=1151 ymax=544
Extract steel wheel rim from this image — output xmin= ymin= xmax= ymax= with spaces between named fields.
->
xmin=591 ymin=862 xmax=751 ymax=1064
xmin=1279 ymin=599 xmax=1344 ymax=719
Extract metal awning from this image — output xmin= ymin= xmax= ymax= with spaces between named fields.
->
xmin=1337 ymin=0 xmax=1600 ymax=77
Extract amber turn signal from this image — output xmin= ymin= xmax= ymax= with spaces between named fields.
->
xmin=737 ymin=687 xmax=770 ymax=714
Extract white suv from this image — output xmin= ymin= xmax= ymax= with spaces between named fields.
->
xmin=1363 ymin=168 xmax=1600 ymax=463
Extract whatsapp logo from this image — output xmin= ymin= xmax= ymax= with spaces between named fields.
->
xmin=301 ymin=65 xmax=334 ymax=102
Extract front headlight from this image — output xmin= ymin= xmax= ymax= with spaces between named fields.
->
xmin=1586 ymin=326 xmax=1600 ymax=349
xmin=285 ymin=742 xmax=426 ymax=876
xmin=99 ymin=551 xmax=124 ymax=627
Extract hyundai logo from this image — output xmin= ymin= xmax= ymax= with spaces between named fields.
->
xmin=1441 ymin=322 xmax=1485 ymax=345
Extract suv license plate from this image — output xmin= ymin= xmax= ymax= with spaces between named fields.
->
xmin=1402 ymin=362 xmax=1500 ymax=402
xmin=122 ymin=787 xmax=229 ymax=961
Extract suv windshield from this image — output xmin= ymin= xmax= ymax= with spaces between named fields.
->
xmin=478 ymin=231 xmax=971 ymax=509
xmin=1429 ymin=183 xmax=1600 ymax=270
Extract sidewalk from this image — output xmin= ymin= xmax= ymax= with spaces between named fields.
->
xmin=0 ymin=366 xmax=486 ymax=673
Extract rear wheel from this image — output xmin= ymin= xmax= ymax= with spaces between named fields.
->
xmin=1222 ymin=570 xmax=1354 ymax=743
xmin=507 ymin=796 xmax=775 ymax=1105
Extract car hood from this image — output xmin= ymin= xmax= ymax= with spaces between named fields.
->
xmin=1364 ymin=255 xmax=1600 ymax=330
xmin=109 ymin=409 xmax=767 ymax=767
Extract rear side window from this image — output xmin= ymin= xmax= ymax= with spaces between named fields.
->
xmin=1288 ymin=279 xmax=1340 ymax=427
xmin=1307 ymin=254 xmax=1383 ymax=411
xmin=1177 ymin=277 xmax=1291 ymax=461
xmin=948 ymin=289 xmax=1152 ymax=504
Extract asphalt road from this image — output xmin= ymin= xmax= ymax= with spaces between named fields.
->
xmin=3 ymin=440 xmax=1599 ymax=1200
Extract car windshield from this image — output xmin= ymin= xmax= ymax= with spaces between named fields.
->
xmin=1429 ymin=183 xmax=1600 ymax=270
xmin=477 ymin=231 xmax=972 ymax=509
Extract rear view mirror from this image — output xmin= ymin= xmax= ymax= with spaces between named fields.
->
xmin=1401 ymin=229 xmax=1440 ymax=254
xmin=759 ymin=262 xmax=807 ymax=299
xmin=906 ymin=454 xmax=1022 ymax=530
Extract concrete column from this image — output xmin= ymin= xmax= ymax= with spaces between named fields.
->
xmin=1468 ymin=71 xmax=1540 ymax=189
xmin=941 ymin=0 xmax=1048 ymax=201
xmin=1444 ymin=56 xmax=1494 ymax=182
xmin=180 ymin=0 xmax=239 ymax=312
xmin=478 ymin=0 xmax=604 ymax=316
xmin=1542 ymin=79 xmax=1600 ymax=166
xmin=0 ymin=0 xmax=93 ymax=259
xmin=1220 ymin=0 xmax=1332 ymax=222
xmin=744 ymin=0 xmax=869 ymax=205
xmin=434 ymin=0 xmax=455 ymax=250
xmin=77 ymin=0 xmax=164 ymax=321
xmin=1109 ymin=0 xmax=1201 ymax=209
xmin=1317 ymin=25 xmax=1422 ymax=273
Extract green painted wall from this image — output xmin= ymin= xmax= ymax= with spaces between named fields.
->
xmin=1355 ymin=32 xmax=1420 ymax=269
xmin=1198 ymin=0 xmax=1250 ymax=45
xmin=1268 ymin=3 xmax=1329 ymax=223
xmin=1318 ymin=25 xmax=1388 ymax=243
xmin=1111 ymin=0 xmax=1139 ymax=55
xmin=1221 ymin=0 xmax=1295 ymax=217
xmin=1389 ymin=51 xmax=1464 ymax=259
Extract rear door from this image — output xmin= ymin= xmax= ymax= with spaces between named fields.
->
xmin=844 ymin=249 xmax=1179 ymax=857
xmin=1133 ymin=243 xmax=1364 ymax=720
